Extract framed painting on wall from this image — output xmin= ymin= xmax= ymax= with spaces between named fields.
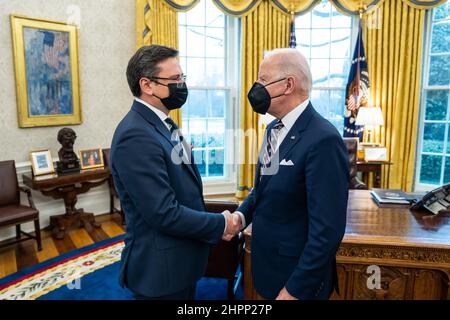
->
xmin=10 ymin=14 xmax=82 ymax=128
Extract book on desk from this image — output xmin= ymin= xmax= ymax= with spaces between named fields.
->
xmin=370 ymin=189 xmax=425 ymax=208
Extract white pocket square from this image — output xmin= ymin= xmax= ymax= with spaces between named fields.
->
xmin=280 ymin=159 xmax=294 ymax=166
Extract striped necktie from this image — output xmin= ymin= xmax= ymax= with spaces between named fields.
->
xmin=262 ymin=120 xmax=284 ymax=168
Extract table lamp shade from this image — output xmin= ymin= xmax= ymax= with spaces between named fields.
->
xmin=355 ymin=107 xmax=384 ymax=126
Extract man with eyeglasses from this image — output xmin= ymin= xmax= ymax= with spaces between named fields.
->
xmin=110 ymin=45 xmax=242 ymax=300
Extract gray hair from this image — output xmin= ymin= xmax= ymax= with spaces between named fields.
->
xmin=264 ymin=48 xmax=312 ymax=96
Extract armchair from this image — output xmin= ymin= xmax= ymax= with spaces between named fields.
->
xmin=0 ymin=160 xmax=42 ymax=251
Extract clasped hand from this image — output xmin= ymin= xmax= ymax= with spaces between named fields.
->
xmin=221 ymin=210 xmax=242 ymax=241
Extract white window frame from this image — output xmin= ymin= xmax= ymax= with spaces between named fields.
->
xmin=294 ymin=5 xmax=359 ymax=133
xmin=414 ymin=10 xmax=450 ymax=192
xmin=178 ymin=12 xmax=239 ymax=195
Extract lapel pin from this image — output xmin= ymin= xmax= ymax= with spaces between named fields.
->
xmin=291 ymin=135 xmax=295 ymax=139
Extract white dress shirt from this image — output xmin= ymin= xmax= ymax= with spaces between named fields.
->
xmin=236 ymin=98 xmax=310 ymax=229
xmin=274 ymin=98 xmax=310 ymax=152
xmin=134 ymin=98 xmax=189 ymax=157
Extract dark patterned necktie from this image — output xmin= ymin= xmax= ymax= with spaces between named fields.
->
xmin=262 ymin=120 xmax=284 ymax=168
xmin=164 ymin=118 xmax=184 ymax=157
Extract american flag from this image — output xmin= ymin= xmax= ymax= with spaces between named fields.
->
xmin=289 ymin=17 xmax=296 ymax=48
xmin=343 ymin=21 xmax=370 ymax=139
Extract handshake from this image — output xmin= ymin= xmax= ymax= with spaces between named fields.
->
xmin=221 ymin=210 xmax=243 ymax=241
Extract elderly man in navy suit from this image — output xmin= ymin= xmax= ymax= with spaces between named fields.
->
xmin=236 ymin=48 xmax=349 ymax=300
xmin=110 ymin=45 xmax=242 ymax=300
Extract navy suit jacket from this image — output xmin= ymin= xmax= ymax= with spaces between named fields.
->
xmin=110 ymin=100 xmax=225 ymax=297
xmin=238 ymin=102 xmax=349 ymax=300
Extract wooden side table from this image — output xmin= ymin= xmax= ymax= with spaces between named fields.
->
xmin=356 ymin=161 xmax=391 ymax=188
xmin=22 ymin=168 xmax=110 ymax=239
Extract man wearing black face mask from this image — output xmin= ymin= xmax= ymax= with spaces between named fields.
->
xmin=236 ymin=48 xmax=349 ymax=300
xmin=110 ymin=45 xmax=242 ymax=299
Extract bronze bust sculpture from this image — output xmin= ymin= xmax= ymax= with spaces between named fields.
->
xmin=56 ymin=127 xmax=80 ymax=174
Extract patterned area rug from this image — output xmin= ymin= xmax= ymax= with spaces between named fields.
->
xmin=0 ymin=236 xmax=242 ymax=300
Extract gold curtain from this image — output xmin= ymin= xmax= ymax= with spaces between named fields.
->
xmin=162 ymin=0 xmax=200 ymax=10
xmin=212 ymin=0 xmax=263 ymax=16
xmin=236 ymin=0 xmax=291 ymax=198
xmin=135 ymin=0 xmax=183 ymax=125
xmin=364 ymin=0 xmax=427 ymax=191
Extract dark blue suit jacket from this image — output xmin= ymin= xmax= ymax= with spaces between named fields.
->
xmin=110 ymin=100 xmax=225 ymax=297
xmin=238 ymin=102 xmax=349 ymax=300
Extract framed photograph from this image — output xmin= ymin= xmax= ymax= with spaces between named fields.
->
xmin=364 ymin=146 xmax=388 ymax=162
xmin=79 ymin=148 xmax=104 ymax=170
xmin=10 ymin=14 xmax=82 ymax=128
xmin=30 ymin=149 xmax=55 ymax=176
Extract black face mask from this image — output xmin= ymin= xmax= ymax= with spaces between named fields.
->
xmin=247 ymin=78 xmax=286 ymax=114
xmin=153 ymin=82 xmax=188 ymax=110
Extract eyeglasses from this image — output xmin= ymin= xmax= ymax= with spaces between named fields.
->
xmin=151 ymin=74 xmax=187 ymax=82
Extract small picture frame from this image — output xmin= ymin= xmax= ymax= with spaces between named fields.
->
xmin=364 ymin=146 xmax=388 ymax=162
xmin=30 ymin=149 xmax=55 ymax=176
xmin=79 ymin=148 xmax=104 ymax=170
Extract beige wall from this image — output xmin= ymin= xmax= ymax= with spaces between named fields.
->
xmin=0 ymin=0 xmax=135 ymax=241
xmin=0 ymin=0 xmax=135 ymax=164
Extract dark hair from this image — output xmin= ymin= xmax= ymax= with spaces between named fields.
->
xmin=126 ymin=45 xmax=179 ymax=97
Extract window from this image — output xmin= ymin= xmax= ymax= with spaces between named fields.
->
xmin=295 ymin=0 xmax=356 ymax=133
xmin=415 ymin=2 xmax=450 ymax=190
xmin=178 ymin=1 xmax=238 ymax=185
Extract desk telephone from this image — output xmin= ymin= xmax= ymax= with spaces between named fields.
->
xmin=410 ymin=183 xmax=450 ymax=214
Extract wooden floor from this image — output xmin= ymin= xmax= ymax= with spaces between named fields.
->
xmin=0 ymin=194 xmax=238 ymax=279
xmin=0 ymin=213 xmax=125 ymax=279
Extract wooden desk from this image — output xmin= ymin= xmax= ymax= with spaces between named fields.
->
xmin=356 ymin=161 xmax=390 ymax=188
xmin=243 ymin=190 xmax=450 ymax=300
xmin=22 ymin=168 xmax=110 ymax=239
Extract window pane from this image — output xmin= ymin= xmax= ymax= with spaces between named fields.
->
xmin=422 ymin=123 xmax=445 ymax=153
xmin=329 ymin=59 xmax=349 ymax=87
xmin=179 ymin=57 xmax=187 ymax=79
xmin=425 ymin=90 xmax=449 ymax=121
xmin=206 ymin=27 xmax=225 ymax=58
xmin=296 ymin=12 xmax=311 ymax=29
xmin=187 ymin=119 xmax=207 ymax=147
xmin=447 ymin=128 xmax=450 ymax=154
xmin=311 ymin=4 xmax=331 ymax=29
xmin=205 ymin=58 xmax=225 ymax=86
xmin=428 ymin=55 xmax=450 ymax=86
xmin=311 ymin=29 xmax=330 ymax=59
xmin=186 ymin=90 xmax=207 ymax=118
xmin=330 ymin=29 xmax=351 ymax=58
xmin=185 ymin=57 xmax=205 ymax=86
xmin=193 ymin=149 xmax=206 ymax=175
xmin=419 ymin=155 xmax=442 ymax=185
xmin=179 ymin=26 xmax=187 ymax=54
xmin=186 ymin=2 xmax=205 ymax=26
xmin=205 ymin=1 xmax=225 ymax=27
xmin=310 ymin=90 xmax=330 ymax=113
xmin=444 ymin=157 xmax=450 ymax=183
xmin=296 ymin=29 xmax=311 ymax=59
xmin=328 ymin=90 xmax=346 ymax=133
xmin=310 ymin=59 xmax=329 ymax=86
xmin=431 ymin=22 xmax=450 ymax=54
xmin=433 ymin=2 xmax=450 ymax=21
xmin=417 ymin=5 xmax=450 ymax=187
xmin=208 ymin=90 xmax=225 ymax=118
xmin=207 ymin=119 xmax=225 ymax=147
xmin=178 ymin=0 xmax=229 ymax=180
xmin=186 ymin=27 xmax=205 ymax=57
xmin=208 ymin=149 xmax=224 ymax=177
xmin=331 ymin=7 xmax=351 ymax=28
xmin=294 ymin=0 xmax=353 ymax=134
